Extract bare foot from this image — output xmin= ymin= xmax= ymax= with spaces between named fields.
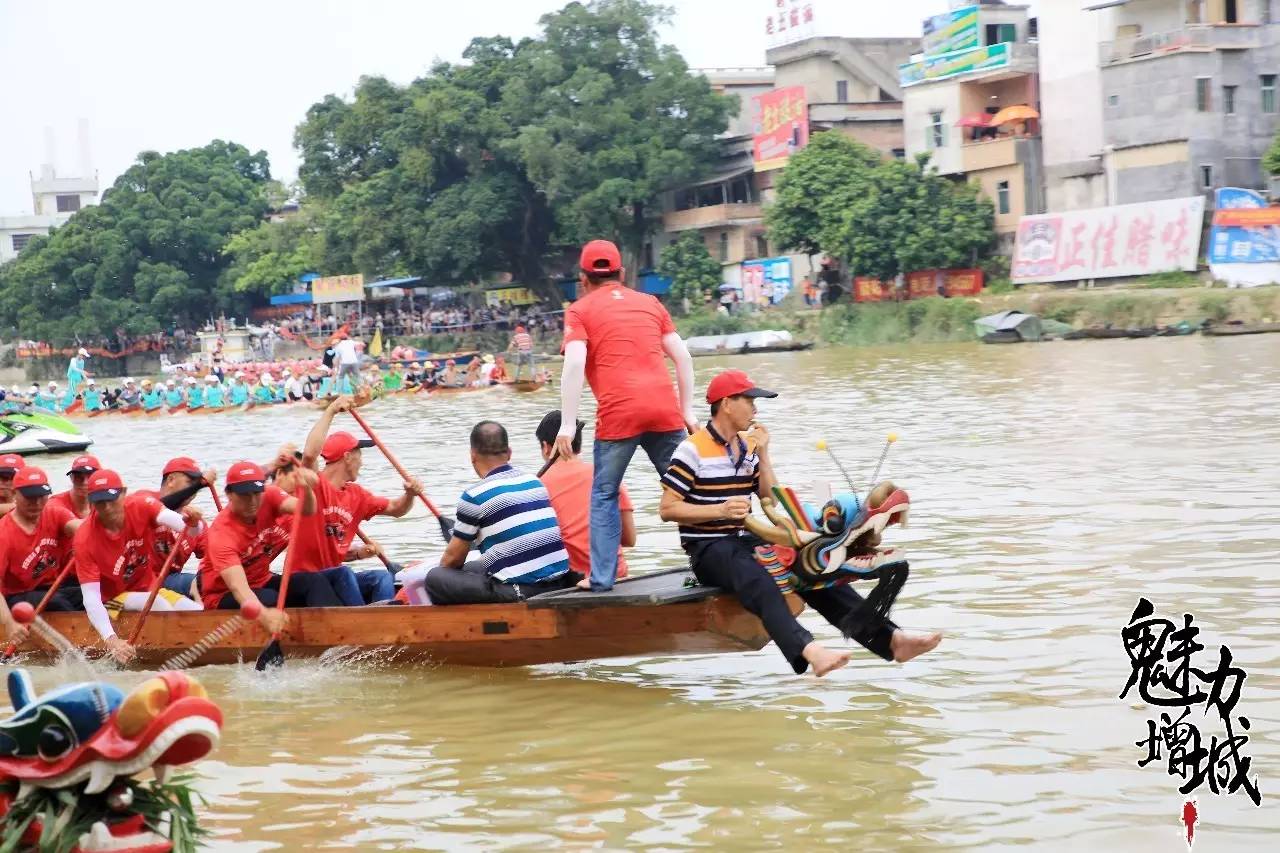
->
xmin=575 ymin=578 xmax=591 ymax=591
xmin=802 ymin=641 xmax=852 ymax=677
xmin=890 ymin=629 xmax=942 ymax=663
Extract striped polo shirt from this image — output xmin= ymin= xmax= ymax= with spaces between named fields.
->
xmin=661 ymin=425 xmax=760 ymax=545
xmin=513 ymin=331 xmax=533 ymax=352
xmin=454 ymin=464 xmax=571 ymax=584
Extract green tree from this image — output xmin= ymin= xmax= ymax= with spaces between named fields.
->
xmin=1264 ymin=131 xmax=1280 ymax=177
xmin=293 ymin=0 xmax=732 ymax=288
xmin=658 ymin=232 xmax=721 ymax=312
xmin=0 ymin=141 xmax=271 ymax=342
xmin=218 ymin=212 xmax=326 ymax=311
xmin=765 ymin=132 xmax=883 ymax=257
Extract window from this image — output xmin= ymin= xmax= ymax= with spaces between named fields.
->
xmin=55 ymin=194 xmax=80 ymax=213
xmin=985 ymin=23 xmax=1016 ymax=45
xmin=1225 ymin=0 xmax=1238 ymax=24
xmin=996 ymin=181 xmax=1011 ymax=215
xmin=1108 ymin=94 xmax=1120 ymax=107
xmin=1201 ymin=164 xmax=1214 ymax=190
xmin=718 ymin=231 xmax=729 ymax=262
xmin=1223 ymin=85 xmax=1237 ymax=114
xmin=929 ymin=111 xmax=946 ymax=149
xmin=1263 ymin=75 xmax=1277 ymax=113
xmin=892 ymin=148 xmax=906 ymax=160
xmin=1196 ymin=77 xmax=1212 ymax=112
xmin=11 ymin=234 xmax=35 ymax=252
xmin=836 ymin=80 xmax=849 ymax=103
xmin=755 ymin=235 xmax=769 ymax=258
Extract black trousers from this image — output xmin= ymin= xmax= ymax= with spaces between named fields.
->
xmin=5 ymin=587 xmax=84 ymax=612
xmin=424 ymin=561 xmax=581 ymax=605
xmin=215 ymin=572 xmax=344 ymax=609
xmin=686 ymin=535 xmax=898 ymax=675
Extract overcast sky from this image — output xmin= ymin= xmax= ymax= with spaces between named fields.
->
xmin=0 ymin=0 xmax=1036 ymax=214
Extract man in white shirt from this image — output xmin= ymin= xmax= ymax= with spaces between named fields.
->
xmin=333 ymin=332 xmax=362 ymax=392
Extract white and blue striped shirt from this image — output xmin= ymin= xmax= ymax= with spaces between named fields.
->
xmin=453 ymin=464 xmax=571 ymax=584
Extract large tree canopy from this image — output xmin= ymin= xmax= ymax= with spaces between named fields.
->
xmin=0 ymin=141 xmax=271 ymax=342
xmin=294 ymin=0 xmax=733 ymax=287
xmin=658 ymin=232 xmax=721 ymax=311
xmin=766 ymin=133 xmax=995 ymax=281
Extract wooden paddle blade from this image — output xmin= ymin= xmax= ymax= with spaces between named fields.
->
xmin=255 ymin=638 xmax=284 ymax=671
xmin=438 ymin=515 xmax=455 ymax=542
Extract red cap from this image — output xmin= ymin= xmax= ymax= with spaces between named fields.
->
xmin=225 ymin=461 xmax=268 ymax=494
xmin=87 ymin=469 xmax=125 ymax=503
xmin=0 ymin=454 xmax=25 ymax=475
xmin=66 ymin=454 xmax=101 ymax=476
xmin=15 ymin=467 xmax=51 ymax=497
xmin=579 ymin=239 xmax=622 ymax=275
xmin=321 ymin=431 xmax=374 ymax=462
xmin=162 ymin=457 xmax=202 ymax=478
xmin=706 ymin=369 xmax=779 ymax=405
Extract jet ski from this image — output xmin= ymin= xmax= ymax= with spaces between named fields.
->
xmin=0 ymin=407 xmax=93 ymax=455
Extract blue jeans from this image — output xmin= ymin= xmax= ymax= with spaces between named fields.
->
xmin=163 ymin=573 xmax=196 ymax=597
xmin=319 ymin=566 xmax=364 ymax=606
xmin=589 ymin=428 xmax=686 ymax=591
xmin=319 ymin=566 xmax=396 ymax=605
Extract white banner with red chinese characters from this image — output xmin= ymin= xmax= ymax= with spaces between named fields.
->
xmin=765 ymin=0 xmax=816 ymax=48
xmin=1012 ymin=197 xmax=1205 ymax=284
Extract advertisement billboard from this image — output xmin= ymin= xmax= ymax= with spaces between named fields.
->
xmin=741 ymin=256 xmax=794 ymax=304
xmin=1011 ymin=197 xmax=1205 ymax=284
xmin=922 ymin=5 xmax=979 ymax=57
xmin=311 ymin=273 xmax=365 ymax=304
xmin=752 ymin=86 xmax=809 ymax=172
xmin=899 ymin=42 xmax=1010 ymax=88
xmin=1207 ymin=187 xmax=1280 ymax=263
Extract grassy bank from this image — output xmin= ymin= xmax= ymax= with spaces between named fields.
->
xmin=673 ymin=284 xmax=1280 ymax=348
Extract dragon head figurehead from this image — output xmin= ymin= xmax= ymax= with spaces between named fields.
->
xmin=0 ymin=669 xmax=222 ymax=852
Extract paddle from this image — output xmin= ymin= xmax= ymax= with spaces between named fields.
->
xmin=355 ymin=526 xmax=395 ymax=571
xmin=162 ymin=599 xmax=262 ymax=671
xmin=347 ymin=408 xmax=454 ymax=541
xmin=2 ymin=560 xmax=77 ymax=660
xmin=207 ymin=483 xmax=224 ymax=512
xmin=537 ymin=452 xmax=560 ymax=478
xmin=125 ymin=532 xmax=189 ymax=645
xmin=255 ymin=488 xmax=307 ymax=671
xmin=9 ymin=600 xmax=88 ymax=664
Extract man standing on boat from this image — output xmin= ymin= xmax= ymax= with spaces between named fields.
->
xmin=292 ymin=396 xmax=424 ymax=604
xmin=659 ymin=369 xmax=942 ymax=677
xmin=333 ymin=331 xmax=363 ymax=393
xmin=508 ymin=324 xmax=535 ymax=381
xmin=0 ymin=467 xmax=84 ymax=644
xmin=66 ymin=347 xmax=90 ymax=394
xmin=556 ymin=239 xmax=696 ymax=592
xmin=403 ymin=421 xmax=576 ymax=605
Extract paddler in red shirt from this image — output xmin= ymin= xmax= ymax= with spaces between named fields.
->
xmin=0 ymin=467 xmax=83 ymax=646
xmin=72 ymin=469 xmax=205 ymax=664
xmin=48 ymin=453 xmax=100 ymax=520
xmin=291 ymin=396 xmax=423 ymax=604
xmin=0 ymin=454 xmax=26 ymax=518
xmin=198 ymin=460 xmax=341 ymax=634
xmin=555 ymin=239 xmax=696 ymax=591
xmin=134 ymin=456 xmax=219 ymax=601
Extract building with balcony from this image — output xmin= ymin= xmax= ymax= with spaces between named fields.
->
xmin=766 ymin=36 xmax=920 ymax=161
xmin=902 ymin=3 xmax=1044 ymax=241
xmin=1089 ymin=0 xmax=1280 ymax=203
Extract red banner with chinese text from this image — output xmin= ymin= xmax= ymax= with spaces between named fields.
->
xmin=853 ymin=269 xmax=984 ymax=302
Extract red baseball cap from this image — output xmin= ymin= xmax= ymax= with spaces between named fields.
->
xmin=321 ymin=431 xmax=374 ymax=463
xmin=87 ymin=469 xmax=125 ymax=503
xmin=67 ymin=454 xmax=101 ymax=475
xmin=706 ymin=369 xmax=779 ymax=405
xmin=225 ymin=461 xmax=268 ymax=494
xmin=15 ymin=467 xmax=51 ymax=498
xmin=579 ymin=239 xmax=622 ymax=275
xmin=162 ymin=457 xmax=202 ymax=478
xmin=0 ymin=454 xmax=25 ymax=475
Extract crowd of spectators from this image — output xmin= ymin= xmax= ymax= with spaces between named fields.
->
xmin=271 ymin=299 xmax=565 ymax=339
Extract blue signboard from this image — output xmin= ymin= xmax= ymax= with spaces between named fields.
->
xmin=1208 ymin=187 xmax=1280 ymax=264
xmin=741 ymin=256 xmax=794 ymax=304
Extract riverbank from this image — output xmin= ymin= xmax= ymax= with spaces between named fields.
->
xmin=674 ymin=285 xmax=1280 ymax=348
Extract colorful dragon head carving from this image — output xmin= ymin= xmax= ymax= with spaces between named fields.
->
xmin=0 ymin=669 xmax=222 ymax=853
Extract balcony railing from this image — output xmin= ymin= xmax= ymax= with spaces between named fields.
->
xmin=960 ymin=135 xmax=1038 ymax=173
xmin=1100 ymin=24 xmax=1261 ymax=66
xmin=662 ymin=202 xmax=764 ymax=232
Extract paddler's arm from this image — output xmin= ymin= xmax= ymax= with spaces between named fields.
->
xmin=302 ymin=395 xmax=354 ymax=469
xmin=437 ymin=535 xmax=471 ymax=569
xmin=750 ymin=423 xmax=777 ymax=499
xmin=278 ymin=467 xmax=319 ymax=516
xmin=0 ymin=591 xmax=29 ymax=643
xmin=661 ymin=332 xmax=697 ymax=432
xmin=381 ymin=477 xmax=424 ymax=519
xmin=217 ymin=562 xmax=287 ymax=635
xmin=554 ymin=340 xmax=587 ymax=459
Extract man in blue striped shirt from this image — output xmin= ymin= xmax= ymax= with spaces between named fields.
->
xmin=422 ymin=421 xmax=578 ymax=605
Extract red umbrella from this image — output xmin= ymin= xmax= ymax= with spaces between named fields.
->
xmin=955 ymin=114 xmax=992 ymax=128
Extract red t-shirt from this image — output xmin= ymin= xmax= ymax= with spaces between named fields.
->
xmin=289 ymin=475 xmax=390 ymax=573
xmin=198 ymin=486 xmax=290 ymax=609
xmin=562 ymin=284 xmax=684 ymax=440
xmin=48 ymin=490 xmax=90 ymax=520
xmin=73 ymin=494 xmax=166 ymax=601
xmin=539 ymin=457 xmax=630 ymax=579
xmin=0 ymin=505 xmax=77 ymax=595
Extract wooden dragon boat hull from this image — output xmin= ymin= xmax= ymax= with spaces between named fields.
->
xmin=22 ymin=571 xmax=794 ymax=669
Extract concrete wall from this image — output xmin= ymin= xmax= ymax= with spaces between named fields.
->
xmin=904 ymin=79 xmax=965 ymax=173
xmin=832 ymin=122 xmax=906 ymax=156
xmin=1046 ymin=171 xmax=1110 ymax=212
xmin=1039 ymin=3 xmax=1111 ymax=169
